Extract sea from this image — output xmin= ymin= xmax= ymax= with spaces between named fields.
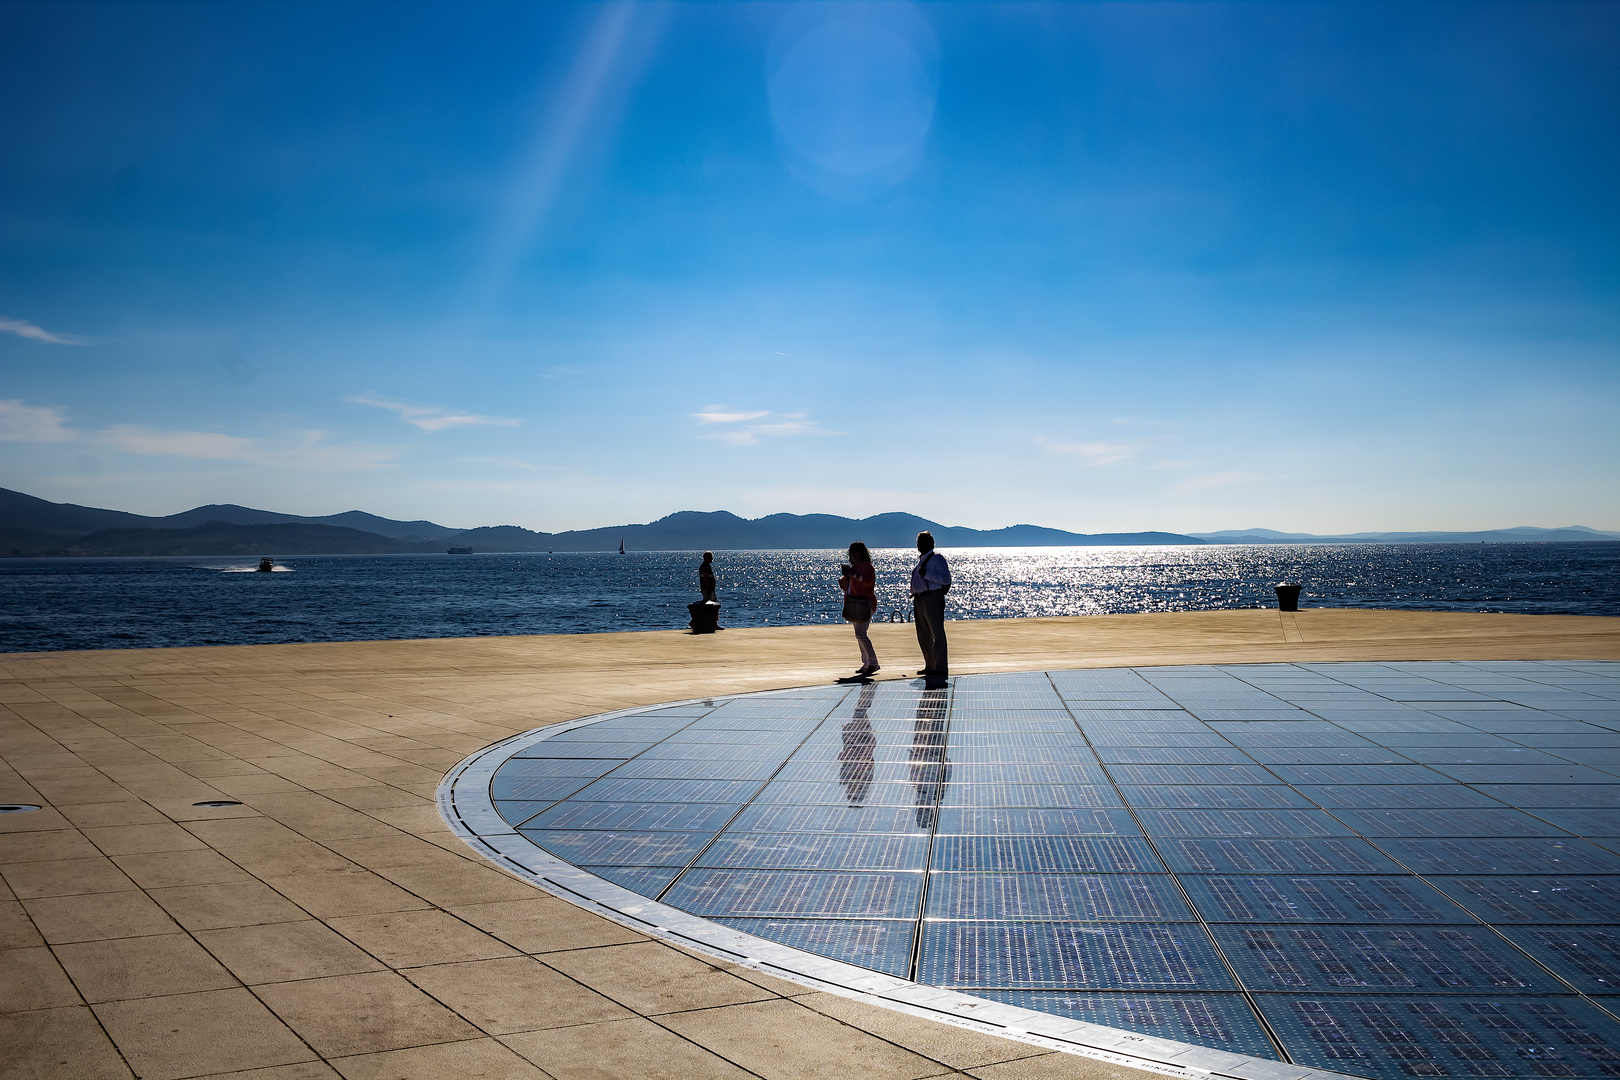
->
xmin=2 ymin=542 xmax=1616 ymax=653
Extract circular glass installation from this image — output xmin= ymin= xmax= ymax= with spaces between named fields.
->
xmin=442 ymin=662 xmax=1620 ymax=1079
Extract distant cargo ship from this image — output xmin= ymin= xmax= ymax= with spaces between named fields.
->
xmin=447 ymin=546 xmax=474 ymax=555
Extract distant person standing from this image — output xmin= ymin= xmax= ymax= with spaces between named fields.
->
xmin=911 ymin=531 xmax=951 ymax=688
xmin=838 ymin=542 xmax=880 ymax=679
xmin=698 ymin=551 xmax=717 ymax=603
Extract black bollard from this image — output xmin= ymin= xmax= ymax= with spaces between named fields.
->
xmin=1274 ymin=583 xmax=1302 ymax=612
xmin=687 ymin=601 xmax=721 ymax=633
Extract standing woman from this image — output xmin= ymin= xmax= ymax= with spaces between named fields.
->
xmin=839 ymin=542 xmax=880 ymax=677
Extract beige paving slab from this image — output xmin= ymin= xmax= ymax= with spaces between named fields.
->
xmin=113 ymin=847 xmax=254 ymax=889
xmin=447 ymin=897 xmax=647 ymax=953
xmin=55 ymin=932 xmax=240 ymax=1002
xmin=84 ymin=821 xmax=211 ymax=856
xmin=95 ymin=987 xmax=316 ymax=1080
xmin=0 ymin=944 xmax=84 ymax=1011
xmin=0 ymin=898 xmax=45 ymax=949
xmin=0 ymin=828 xmax=100 ymax=863
xmin=24 ymin=889 xmax=183 ymax=943
xmin=149 ymin=879 xmax=310 ymax=931
xmin=501 ymin=1016 xmax=760 ymax=1080
xmin=0 ymin=854 xmax=139 ymax=897
xmin=194 ymin=920 xmax=388 ymax=984
xmin=660 ymin=997 xmax=952 ymax=1080
xmin=797 ymin=991 xmax=1050 ymax=1070
xmin=331 ymin=1036 xmax=552 ymax=1080
xmin=402 ymin=955 xmax=633 ymax=1034
xmin=190 ymin=1064 xmax=341 ymax=1080
xmin=0 ymin=1004 xmax=134 ymax=1079
xmin=254 ymin=970 xmax=480 ymax=1057
xmin=541 ymin=940 xmax=778 ymax=1016
xmin=218 ymin=841 xmax=355 ymax=880
xmin=261 ymin=867 xmax=432 ymax=918
xmin=325 ymin=908 xmax=520 ymax=968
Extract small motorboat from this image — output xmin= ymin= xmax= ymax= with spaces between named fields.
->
xmin=256 ymin=557 xmax=275 ymax=572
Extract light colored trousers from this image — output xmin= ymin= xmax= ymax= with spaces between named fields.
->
xmin=852 ymin=620 xmax=878 ymax=669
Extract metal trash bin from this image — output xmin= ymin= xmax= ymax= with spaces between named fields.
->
xmin=1274 ymin=583 xmax=1302 ymax=612
xmin=687 ymin=601 xmax=721 ymax=633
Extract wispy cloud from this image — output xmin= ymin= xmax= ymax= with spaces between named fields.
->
xmin=1174 ymin=471 xmax=1269 ymax=493
xmin=1039 ymin=438 xmax=1137 ymax=465
xmin=348 ymin=393 xmax=520 ymax=433
xmin=693 ymin=405 xmax=836 ymax=446
xmin=0 ymin=317 xmax=82 ymax=345
xmin=99 ymin=425 xmax=255 ymax=459
xmin=694 ymin=406 xmax=770 ymax=425
xmin=96 ymin=424 xmax=399 ymax=472
xmin=0 ymin=400 xmax=76 ymax=442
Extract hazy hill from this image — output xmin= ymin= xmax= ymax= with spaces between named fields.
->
xmin=0 ymin=486 xmax=462 ymax=540
xmin=450 ymin=510 xmax=1203 ymax=552
xmin=1192 ymin=526 xmax=1620 ymax=544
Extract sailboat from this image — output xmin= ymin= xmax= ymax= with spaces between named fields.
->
xmin=618 ymin=536 xmax=625 ymax=555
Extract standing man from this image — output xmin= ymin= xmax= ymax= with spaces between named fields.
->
xmin=910 ymin=531 xmax=951 ymax=689
xmin=698 ymin=551 xmax=717 ymax=603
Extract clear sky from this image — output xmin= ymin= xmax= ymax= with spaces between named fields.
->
xmin=1 ymin=1 xmax=1616 ymax=534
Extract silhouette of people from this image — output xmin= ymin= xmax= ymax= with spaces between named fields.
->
xmin=910 ymin=531 xmax=951 ymax=689
xmin=910 ymin=686 xmax=950 ymax=829
xmin=698 ymin=551 xmax=717 ymax=603
xmin=839 ymin=684 xmax=878 ymax=806
xmin=838 ymin=541 xmax=879 ymax=678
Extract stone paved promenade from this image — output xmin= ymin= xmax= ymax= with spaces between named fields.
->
xmin=2 ymin=610 xmax=1617 ymax=1080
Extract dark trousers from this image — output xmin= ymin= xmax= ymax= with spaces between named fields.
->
xmin=913 ymin=589 xmax=948 ymax=677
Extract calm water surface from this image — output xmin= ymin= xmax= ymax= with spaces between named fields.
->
xmin=2 ymin=543 xmax=1616 ymax=652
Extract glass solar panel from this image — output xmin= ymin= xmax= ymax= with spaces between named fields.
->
xmin=707 ymin=917 xmax=915 ymax=977
xmin=516 ymin=828 xmax=712 ymax=865
xmin=1215 ymin=924 xmax=1559 ymax=993
xmin=1135 ymin=808 xmax=1353 ymax=837
xmin=926 ymin=873 xmax=1192 ymax=921
xmin=1375 ymin=838 xmax=1620 ymax=875
xmin=1104 ymin=763 xmax=1278 ymax=785
xmin=1426 ymin=877 xmax=1620 ymax=924
xmin=696 ymin=833 xmax=928 ymax=871
xmin=1254 ymin=995 xmax=1620 ymax=1080
xmin=1298 ymin=784 xmax=1505 ymax=809
xmin=1093 ymin=745 xmax=1258 ymax=764
xmin=919 ymin=921 xmax=1235 ymax=990
xmin=1179 ymin=875 xmax=1471 ymax=924
xmin=930 ymin=835 xmax=1165 ymax=872
xmin=489 ymin=773 xmax=599 ymax=803
xmin=935 ymin=807 xmax=1142 ymax=836
xmin=939 ymin=783 xmax=1123 ymax=809
xmin=727 ymin=803 xmax=930 ymax=835
xmin=1263 ymin=764 xmax=1444 ymax=785
xmin=1498 ymin=927 xmax=1620 ymax=995
xmin=1244 ymin=747 xmax=1413 ymax=765
xmin=1118 ymin=784 xmax=1314 ymax=809
xmin=663 ymin=869 xmax=923 ymax=918
xmin=456 ymin=660 xmax=1620 ymax=1080
xmin=519 ymin=800 xmax=740 ymax=832
xmin=1331 ymin=807 xmax=1574 ymax=837
xmin=1154 ymin=837 xmax=1402 ymax=874
xmin=1529 ymin=808 xmax=1620 ymax=837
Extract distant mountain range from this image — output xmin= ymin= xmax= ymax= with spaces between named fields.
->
xmin=1188 ymin=526 xmax=1620 ymax=544
xmin=0 ymin=486 xmax=1614 ymax=557
xmin=0 ymin=487 xmax=1199 ymax=555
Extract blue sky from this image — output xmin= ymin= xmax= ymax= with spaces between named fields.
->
xmin=1 ymin=1 xmax=1616 ymax=533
